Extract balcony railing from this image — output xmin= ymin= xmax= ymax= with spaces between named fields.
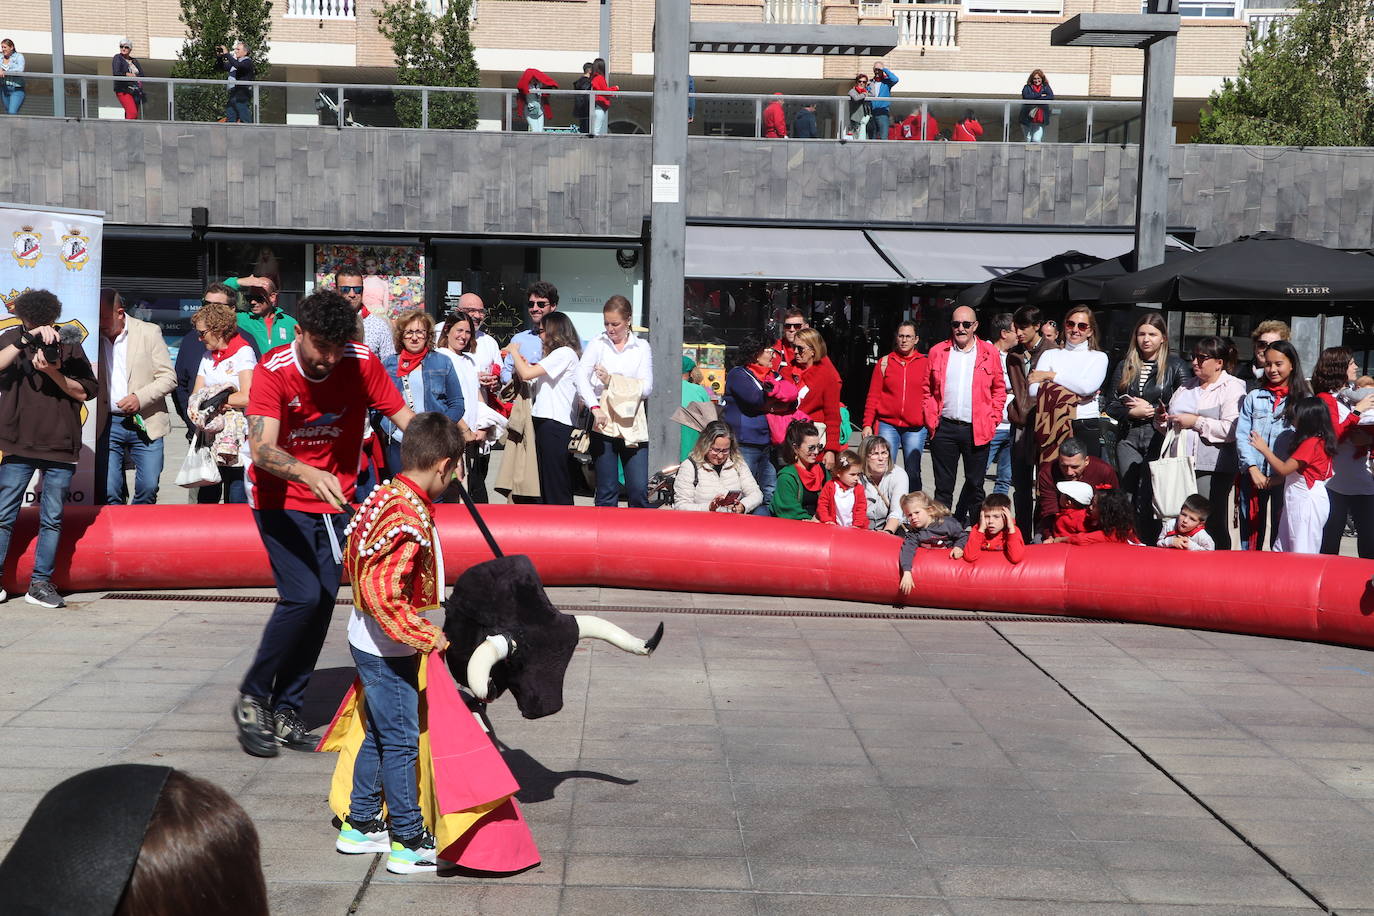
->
xmin=765 ymin=0 xmax=822 ymax=24
xmin=6 ymin=73 xmax=1142 ymax=146
xmin=285 ymin=0 xmax=355 ymax=18
xmin=894 ymin=0 xmax=959 ymax=47
xmin=1245 ymin=10 xmax=1295 ymax=42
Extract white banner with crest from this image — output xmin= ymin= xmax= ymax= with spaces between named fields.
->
xmin=0 ymin=203 xmax=104 ymax=505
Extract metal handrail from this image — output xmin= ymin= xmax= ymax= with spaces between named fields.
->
xmin=7 ymin=72 xmax=1144 ymax=144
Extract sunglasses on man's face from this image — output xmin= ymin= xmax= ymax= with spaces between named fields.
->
xmin=338 ymin=285 xmax=363 ymax=294
xmin=529 ymin=299 xmax=551 ymax=309
xmin=784 ymin=322 xmax=804 ymax=330
xmin=1065 ymin=321 xmax=1092 ymax=332
xmin=201 ymin=299 xmax=227 ymax=308
xmin=951 ymin=321 xmax=975 ymax=330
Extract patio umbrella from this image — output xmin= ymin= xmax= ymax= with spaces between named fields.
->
xmin=954 ymin=250 xmax=1104 ymax=311
xmin=1029 ymin=248 xmax=1194 ymax=309
xmin=1098 ymin=233 xmax=1374 ymax=305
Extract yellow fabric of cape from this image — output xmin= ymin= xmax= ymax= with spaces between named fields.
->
xmin=319 ymin=657 xmax=508 ymax=850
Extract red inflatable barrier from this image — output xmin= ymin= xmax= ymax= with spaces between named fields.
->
xmin=15 ymin=505 xmax=1374 ymax=650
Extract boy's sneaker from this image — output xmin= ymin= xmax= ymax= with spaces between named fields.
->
xmin=24 ymin=581 xmax=64 ymax=609
xmin=386 ymin=829 xmax=439 ymax=874
xmin=234 ymin=694 xmax=279 ymax=758
xmin=336 ymin=815 xmax=390 ymax=854
xmin=273 ymin=708 xmax=319 ymax=752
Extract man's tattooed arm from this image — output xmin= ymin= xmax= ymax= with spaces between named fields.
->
xmin=247 ymin=414 xmax=309 ymax=483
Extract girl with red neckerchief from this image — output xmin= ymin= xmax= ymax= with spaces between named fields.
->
xmin=1236 ymin=339 xmax=1310 ymax=550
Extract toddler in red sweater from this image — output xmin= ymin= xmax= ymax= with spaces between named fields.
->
xmin=953 ymin=493 xmax=1025 ymax=563
xmin=816 ymin=449 xmax=867 ymax=528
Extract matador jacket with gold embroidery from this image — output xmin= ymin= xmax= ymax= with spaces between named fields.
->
xmin=343 ymin=475 xmax=445 ymax=652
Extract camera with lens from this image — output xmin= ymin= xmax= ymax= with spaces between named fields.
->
xmin=17 ymin=329 xmax=62 ymax=365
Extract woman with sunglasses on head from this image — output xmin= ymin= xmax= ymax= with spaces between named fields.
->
xmin=1027 ymin=306 xmax=1109 ymax=458
xmin=771 ymin=421 xmax=828 ymax=521
xmin=1106 ymin=311 xmax=1191 ymax=541
xmin=1236 ymin=339 xmax=1310 ymax=550
xmin=1162 ymin=336 xmax=1246 ymax=550
xmin=672 ymin=420 xmax=762 ymax=513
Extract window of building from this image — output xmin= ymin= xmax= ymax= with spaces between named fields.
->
xmin=1142 ymin=0 xmax=1238 ymax=15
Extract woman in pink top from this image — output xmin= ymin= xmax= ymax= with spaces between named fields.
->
xmin=1160 ymin=335 xmax=1246 ymax=549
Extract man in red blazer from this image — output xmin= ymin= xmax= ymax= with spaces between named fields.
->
xmin=924 ymin=305 xmax=1007 ymax=524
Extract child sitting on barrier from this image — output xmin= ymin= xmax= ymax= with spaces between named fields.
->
xmin=335 ymin=412 xmax=459 ymax=875
xmin=1048 ymin=488 xmax=1141 ymax=546
xmin=953 ymin=492 xmax=1025 ymax=563
xmin=816 ymin=449 xmax=867 ymax=528
xmin=898 ymin=492 xmax=967 ymax=595
xmin=1157 ymin=493 xmax=1215 ymax=551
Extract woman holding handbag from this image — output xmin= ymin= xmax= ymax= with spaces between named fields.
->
xmin=1020 ymin=69 xmax=1053 ymax=142
xmin=508 ymin=311 xmax=583 ymax=506
xmin=187 ymin=300 xmax=256 ymax=503
xmin=1106 ymin=311 xmax=1190 ymax=541
xmin=578 ymin=295 xmax=653 ymax=508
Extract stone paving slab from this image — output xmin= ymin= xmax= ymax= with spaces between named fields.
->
xmin=8 ymin=586 xmax=1374 ymax=912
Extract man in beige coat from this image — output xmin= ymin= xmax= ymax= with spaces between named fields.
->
xmin=98 ymin=289 xmax=176 ymax=504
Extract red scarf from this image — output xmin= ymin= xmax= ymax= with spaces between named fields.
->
xmin=1265 ymin=383 xmax=1289 ymax=410
xmin=795 ymin=461 xmax=826 ymax=491
xmin=210 ymin=334 xmax=249 ymax=367
xmin=397 ymin=347 xmax=429 ymax=377
xmin=746 ymin=363 xmax=774 ymax=385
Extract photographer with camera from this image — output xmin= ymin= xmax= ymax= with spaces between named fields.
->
xmin=225 ymin=276 xmax=297 ymax=357
xmin=216 ymin=40 xmax=256 ymax=124
xmin=0 ymin=290 xmax=98 ymax=609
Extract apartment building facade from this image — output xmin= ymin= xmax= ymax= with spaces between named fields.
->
xmin=7 ymin=0 xmax=1283 ymax=133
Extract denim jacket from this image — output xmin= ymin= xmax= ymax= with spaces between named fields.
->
xmin=380 ymin=352 xmax=464 ymax=440
xmin=1236 ymin=386 xmax=1293 ymax=473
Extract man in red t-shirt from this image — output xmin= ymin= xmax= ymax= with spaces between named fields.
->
xmin=234 ymin=289 xmax=414 ymax=758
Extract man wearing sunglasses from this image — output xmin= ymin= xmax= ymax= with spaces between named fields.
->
xmin=924 ymin=305 xmax=1007 ymax=525
xmin=336 ymin=265 xmax=393 ymax=360
xmin=771 ymin=308 xmax=809 ymax=370
xmin=224 ymin=275 xmax=298 ymax=358
xmin=501 ymin=281 xmax=560 ymax=385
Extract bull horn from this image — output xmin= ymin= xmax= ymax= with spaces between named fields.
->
xmin=466 ymin=634 xmax=512 ymax=701
xmin=575 ymin=615 xmax=663 ymax=656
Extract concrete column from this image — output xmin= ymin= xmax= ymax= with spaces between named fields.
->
xmin=647 ymin=0 xmax=689 ymax=473
xmin=51 ymin=0 xmax=66 ymax=118
xmin=1133 ymin=27 xmax=1176 ymax=271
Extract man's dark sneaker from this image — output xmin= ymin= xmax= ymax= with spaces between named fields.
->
xmin=24 ymin=581 xmax=64 ymax=609
xmin=273 ymin=708 xmax=319 ymax=752
xmin=336 ymin=815 xmax=390 ymax=854
xmin=387 ymin=829 xmax=439 ymax=874
xmin=234 ymin=694 xmax=279 ymax=758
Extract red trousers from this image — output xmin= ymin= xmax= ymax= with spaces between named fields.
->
xmin=116 ymin=92 xmax=139 ymax=119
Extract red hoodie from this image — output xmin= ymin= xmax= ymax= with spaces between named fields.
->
xmin=763 ymin=100 xmax=787 ymax=138
xmin=952 ymin=118 xmax=984 ymax=142
xmin=863 ymin=350 xmax=929 ymax=430
xmin=591 ymin=73 xmax=617 ymax=109
xmin=799 ymin=358 xmax=844 ymax=453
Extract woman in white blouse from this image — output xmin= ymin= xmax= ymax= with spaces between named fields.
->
xmin=1027 ymin=305 xmax=1109 ymax=458
xmin=577 ymin=295 xmax=654 ymax=508
xmin=191 ymin=300 xmax=256 ymax=504
xmin=438 ymin=312 xmax=493 ymax=502
xmin=508 ymin=310 xmax=583 ymax=506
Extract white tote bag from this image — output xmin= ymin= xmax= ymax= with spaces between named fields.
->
xmin=1149 ymin=427 xmax=1198 ymax=519
xmin=176 ymin=433 xmax=222 ymax=489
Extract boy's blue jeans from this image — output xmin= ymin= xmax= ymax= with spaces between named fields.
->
xmin=349 ymin=645 xmax=424 ymax=840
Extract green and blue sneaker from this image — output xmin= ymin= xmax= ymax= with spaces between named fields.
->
xmin=386 ymin=829 xmax=439 ymax=874
xmin=336 ymin=815 xmax=390 ymax=854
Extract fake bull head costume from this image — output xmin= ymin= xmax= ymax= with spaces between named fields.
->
xmin=444 ymin=491 xmax=664 ymax=718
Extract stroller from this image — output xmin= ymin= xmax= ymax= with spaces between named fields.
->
xmin=315 ymin=90 xmax=368 ymax=127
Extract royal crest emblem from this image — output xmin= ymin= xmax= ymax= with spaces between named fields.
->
xmin=59 ymin=229 xmax=91 ymax=271
xmin=11 ymin=227 xmax=41 ymax=269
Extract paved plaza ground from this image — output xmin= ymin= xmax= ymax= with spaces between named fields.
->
xmin=4 ymin=584 xmax=1374 ymax=914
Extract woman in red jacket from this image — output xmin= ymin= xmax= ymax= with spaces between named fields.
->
xmin=862 ymin=322 xmax=929 ymax=490
xmin=793 ymin=328 xmax=844 ymax=470
xmin=590 ymin=58 xmax=617 ymax=136
xmin=952 ymin=109 xmax=983 ymax=142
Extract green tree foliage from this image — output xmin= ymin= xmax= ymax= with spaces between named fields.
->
xmin=1197 ymin=0 xmax=1374 ymax=146
xmin=376 ymin=0 xmax=480 ymax=130
xmin=169 ymin=0 xmax=273 ymax=121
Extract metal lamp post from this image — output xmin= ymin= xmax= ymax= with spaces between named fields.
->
xmin=1050 ymin=2 xmax=1180 ymax=272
